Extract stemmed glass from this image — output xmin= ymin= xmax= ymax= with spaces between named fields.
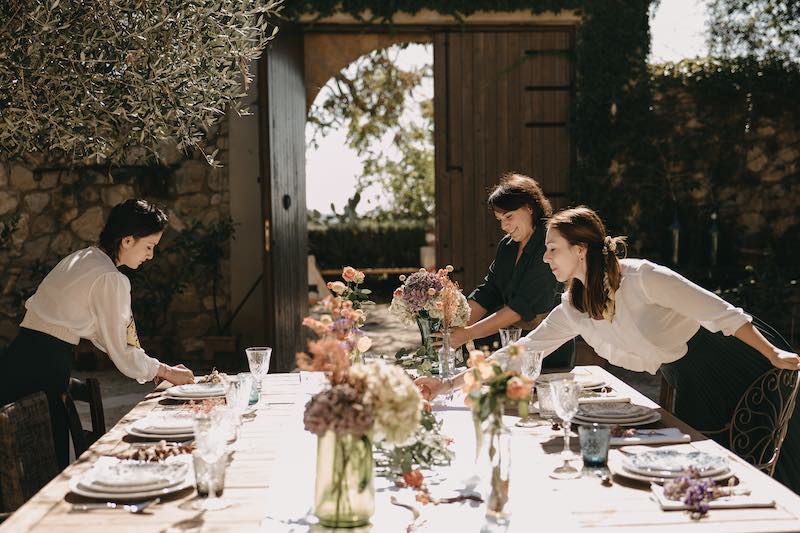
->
xmin=549 ymin=379 xmax=582 ymax=479
xmin=515 ymin=349 xmax=544 ymax=428
xmin=224 ymin=378 xmax=250 ymax=451
xmin=499 ymin=327 xmax=522 ymax=347
xmin=193 ymin=411 xmax=232 ymax=510
xmin=245 ymin=347 xmax=272 ymax=400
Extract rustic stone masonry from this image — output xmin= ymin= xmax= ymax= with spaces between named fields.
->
xmin=0 ymin=122 xmax=231 ymax=357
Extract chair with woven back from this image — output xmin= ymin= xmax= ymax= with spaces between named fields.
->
xmin=0 ymin=392 xmax=60 ymax=521
xmin=62 ymin=377 xmax=106 ymax=459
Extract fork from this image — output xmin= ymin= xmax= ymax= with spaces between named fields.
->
xmin=70 ymin=497 xmax=160 ymax=513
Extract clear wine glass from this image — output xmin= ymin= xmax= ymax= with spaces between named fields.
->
xmin=515 ymin=349 xmax=544 ymax=428
xmin=499 ymin=327 xmax=522 ymax=347
xmin=193 ymin=411 xmax=232 ymax=510
xmin=245 ymin=347 xmax=272 ymax=399
xmin=549 ymin=379 xmax=582 ymax=479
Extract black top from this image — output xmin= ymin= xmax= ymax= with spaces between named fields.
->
xmin=468 ymin=226 xmax=559 ymax=321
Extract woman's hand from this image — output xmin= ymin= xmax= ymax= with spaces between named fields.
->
xmin=159 ymin=363 xmax=195 ymax=385
xmin=415 ymin=376 xmax=445 ymax=400
xmin=431 ymin=327 xmax=470 ymax=349
xmin=769 ymin=349 xmax=800 ymax=371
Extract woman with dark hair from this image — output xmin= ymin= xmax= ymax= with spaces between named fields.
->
xmin=0 ymin=199 xmax=195 ymax=468
xmin=420 ymin=205 xmax=800 ymax=491
xmin=445 ymin=173 xmax=574 ymax=369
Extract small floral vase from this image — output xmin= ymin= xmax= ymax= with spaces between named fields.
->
xmin=485 ymin=410 xmax=512 ymax=520
xmin=416 ymin=315 xmax=437 ymax=360
xmin=314 ymin=431 xmax=375 ymax=528
xmin=438 ymin=329 xmax=457 ymax=379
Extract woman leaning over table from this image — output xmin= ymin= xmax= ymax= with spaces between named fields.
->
xmin=444 ymin=173 xmax=574 ymax=369
xmin=418 ymin=205 xmax=800 ymax=492
xmin=0 ymin=199 xmax=195 ymax=469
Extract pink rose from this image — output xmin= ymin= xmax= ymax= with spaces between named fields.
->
xmin=506 ymin=377 xmax=532 ymax=401
xmin=342 ymin=266 xmax=357 ymax=282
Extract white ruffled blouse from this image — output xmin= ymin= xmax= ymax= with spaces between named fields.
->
xmin=20 ymin=246 xmax=160 ymax=383
xmin=502 ymin=258 xmax=751 ymax=374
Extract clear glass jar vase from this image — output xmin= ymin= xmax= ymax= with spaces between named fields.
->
xmin=485 ymin=411 xmax=512 ymax=521
xmin=314 ymin=431 xmax=375 ymax=528
xmin=438 ymin=329 xmax=457 ymax=379
xmin=416 ymin=314 xmax=437 ymax=360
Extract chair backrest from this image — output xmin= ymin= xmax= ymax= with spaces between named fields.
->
xmin=0 ymin=392 xmax=59 ymax=512
xmin=729 ymin=368 xmax=800 ymax=476
xmin=63 ymin=378 xmax=106 ymax=458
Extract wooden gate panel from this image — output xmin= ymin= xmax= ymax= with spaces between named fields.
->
xmin=435 ymin=28 xmax=575 ymax=292
xmin=258 ymin=26 xmax=308 ymax=372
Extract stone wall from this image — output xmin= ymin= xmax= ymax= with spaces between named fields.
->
xmin=0 ymin=122 xmax=232 ymax=358
xmin=610 ymin=78 xmax=799 ymax=269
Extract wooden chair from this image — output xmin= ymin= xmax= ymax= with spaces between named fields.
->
xmin=62 ymin=378 xmax=106 ymax=459
xmin=0 ymin=392 xmax=59 ymax=516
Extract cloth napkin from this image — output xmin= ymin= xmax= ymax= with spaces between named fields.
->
xmin=578 ymin=392 xmax=631 ymax=404
xmin=651 ymin=483 xmax=775 ymax=510
xmin=610 ymin=427 xmax=691 ymax=446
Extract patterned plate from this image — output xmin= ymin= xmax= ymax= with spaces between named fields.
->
xmin=574 ymin=411 xmax=662 ymax=427
xmin=623 ymin=449 xmax=729 ymax=477
xmin=577 ymin=402 xmax=654 ymax=419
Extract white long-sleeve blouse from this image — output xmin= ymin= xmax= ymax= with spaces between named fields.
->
xmin=20 ymin=247 xmax=160 ymax=383
xmin=502 ymin=258 xmax=751 ymax=374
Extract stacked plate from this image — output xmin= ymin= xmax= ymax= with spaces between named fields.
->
xmin=574 ymin=402 xmax=661 ymax=426
xmin=537 ymin=372 xmax=607 ymax=391
xmin=612 ymin=449 xmax=732 ymax=484
xmin=162 ymin=383 xmax=227 ymax=401
xmin=69 ymin=457 xmax=192 ymax=500
xmin=126 ymin=413 xmax=195 ymax=440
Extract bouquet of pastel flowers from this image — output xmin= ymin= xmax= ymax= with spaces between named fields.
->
xmin=297 ymin=340 xmax=423 ymax=526
xmin=390 ymin=266 xmax=470 ymax=373
xmin=303 ymin=267 xmax=373 ymax=362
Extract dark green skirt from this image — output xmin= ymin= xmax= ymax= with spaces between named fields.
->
xmin=661 ymin=317 xmax=798 ymax=494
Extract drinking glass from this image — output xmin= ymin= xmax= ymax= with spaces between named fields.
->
xmin=499 ymin=327 xmax=522 ymax=347
xmin=193 ymin=412 xmax=232 ymax=510
xmin=235 ymin=372 xmax=253 ymax=411
xmin=549 ymin=379 xmax=582 ymax=479
xmin=536 ymin=383 xmax=558 ymax=423
xmin=245 ymin=347 xmax=272 ymax=398
xmin=515 ymin=349 xmax=544 ymax=428
xmin=578 ymin=423 xmax=611 ymax=467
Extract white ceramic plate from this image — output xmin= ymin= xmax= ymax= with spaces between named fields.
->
xmin=126 ymin=426 xmax=194 ymax=440
xmin=70 ymin=475 xmax=193 ymax=500
xmin=166 ymin=383 xmax=226 ymax=398
xmin=574 ymin=411 xmax=662 ymax=426
xmin=577 ymin=403 xmax=654 ymax=419
xmin=537 ymin=372 xmax=606 ymax=390
xmin=623 ymin=449 xmax=729 ymax=477
xmin=609 ymin=459 xmax=732 ymax=485
xmin=132 ymin=418 xmax=193 ymax=435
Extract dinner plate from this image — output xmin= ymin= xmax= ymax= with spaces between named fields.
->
xmin=69 ymin=457 xmax=194 ymax=500
xmin=577 ymin=403 xmax=654 ymax=419
xmin=537 ymin=373 xmax=606 ymax=390
xmin=166 ymin=383 xmax=226 ymax=398
xmin=574 ymin=411 xmax=662 ymax=426
xmin=623 ymin=449 xmax=729 ymax=477
xmin=126 ymin=426 xmax=194 ymax=440
xmin=132 ymin=416 xmax=193 ymax=435
xmin=609 ymin=459 xmax=733 ymax=485
xmin=70 ymin=475 xmax=193 ymax=500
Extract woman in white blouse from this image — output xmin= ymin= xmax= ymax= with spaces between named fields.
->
xmin=0 ymin=199 xmax=195 ymax=468
xmin=419 ymin=206 xmax=800 ymax=490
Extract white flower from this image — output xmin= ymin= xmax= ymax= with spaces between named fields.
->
xmin=349 ymin=361 xmax=422 ymax=445
xmin=329 ymin=281 xmax=347 ymax=295
xmin=356 ymin=335 xmax=372 ymax=353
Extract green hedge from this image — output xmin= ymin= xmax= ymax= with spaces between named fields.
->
xmin=309 ymin=219 xmax=428 ymax=269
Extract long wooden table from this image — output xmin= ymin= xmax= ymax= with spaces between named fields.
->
xmin=3 ymin=366 xmax=800 ymax=532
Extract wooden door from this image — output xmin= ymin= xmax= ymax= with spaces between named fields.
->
xmin=434 ymin=29 xmax=574 ymax=291
xmin=258 ymin=25 xmax=308 ymax=372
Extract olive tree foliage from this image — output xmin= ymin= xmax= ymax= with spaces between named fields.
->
xmin=0 ymin=0 xmax=281 ymax=166
xmin=307 ymin=44 xmax=434 ymax=220
xmin=708 ymin=0 xmax=799 ymax=63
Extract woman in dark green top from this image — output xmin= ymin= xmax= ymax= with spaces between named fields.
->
xmin=448 ymin=173 xmax=575 ymax=369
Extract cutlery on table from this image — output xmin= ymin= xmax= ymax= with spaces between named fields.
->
xmin=70 ymin=497 xmax=160 ymax=514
